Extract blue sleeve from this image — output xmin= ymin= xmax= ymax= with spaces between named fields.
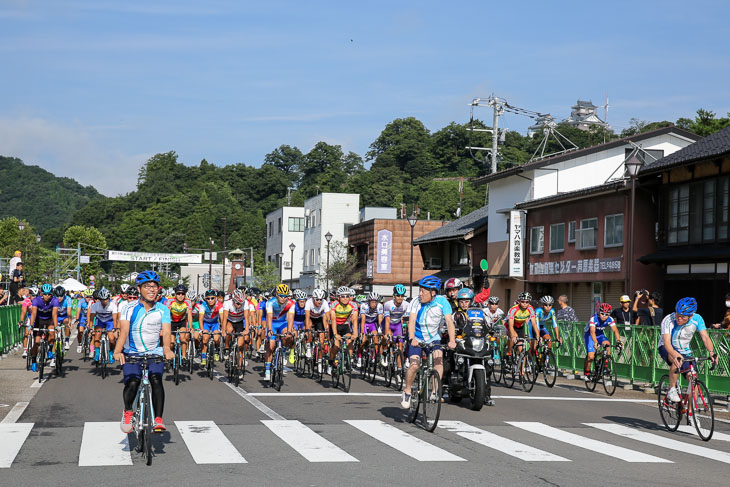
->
xmin=550 ymin=309 xmax=558 ymax=328
xmin=436 ymin=296 xmax=452 ymax=316
xmin=159 ymin=304 xmax=171 ymax=324
xmin=695 ymin=314 xmax=706 ymax=332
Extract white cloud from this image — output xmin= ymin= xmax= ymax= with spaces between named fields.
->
xmin=0 ymin=116 xmax=149 ymax=196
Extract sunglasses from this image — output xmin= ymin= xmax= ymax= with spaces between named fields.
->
xmin=519 ymin=300 xmax=529 ymax=304
xmin=599 ymin=312 xmax=609 ymax=316
xmin=175 ymin=292 xmax=185 ymax=295
xmin=205 ymin=297 xmax=216 ymax=300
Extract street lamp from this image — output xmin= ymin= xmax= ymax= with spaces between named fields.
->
xmin=325 ymin=231 xmax=333 ymax=292
xmin=625 ymin=155 xmax=643 ymax=296
xmin=17 ymin=222 xmax=25 ymax=231
xmin=289 ymin=243 xmax=296 ymax=284
xmin=407 ymin=214 xmax=418 ymax=298
xmin=36 ymin=233 xmax=42 ymax=243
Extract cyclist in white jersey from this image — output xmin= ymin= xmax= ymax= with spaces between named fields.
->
xmin=483 ymin=296 xmax=505 ymax=331
xmin=305 ymin=289 xmax=331 ymax=357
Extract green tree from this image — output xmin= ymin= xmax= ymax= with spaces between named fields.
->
xmin=368 ymin=117 xmax=438 ymax=178
xmin=63 ymin=225 xmax=107 ymax=281
xmin=319 ymin=241 xmax=362 ymax=289
xmin=253 ymin=261 xmax=281 ymax=291
xmin=675 ymin=109 xmax=730 ymax=137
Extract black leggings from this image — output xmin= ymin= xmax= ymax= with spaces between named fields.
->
xmin=122 ymin=374 xmax=165 ymax=417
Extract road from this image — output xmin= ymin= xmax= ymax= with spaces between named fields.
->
xmin=2 ymin=343 xmax=729 ymax=487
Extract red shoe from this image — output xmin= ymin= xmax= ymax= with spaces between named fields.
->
xmin=153 ymin=417 xmax=166 ymax=432
xmin=120 ymin=410 xmax=134 ymax=434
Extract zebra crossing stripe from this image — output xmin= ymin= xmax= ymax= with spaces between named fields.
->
xmin=344 ymin=420 xmax=466 ymax=462
xmin=586 ymin=423 xmax=730 ymax=464
xmin=175 ymin=421 xmax=246 ymax=464
xmin=262 ymin=420 xmax=358 ymax=462
xmin=507 ymin=422 xmax=671 ymax=463
xmin=438 ymin=421 xmax=569 ymax=462
xmin=78 ymin=422 xmax=132 ymax=466
xmin=0 ymin=423 xmax=33 ymax=468
xmin=672 ymin=424 xmax=730 ymax=442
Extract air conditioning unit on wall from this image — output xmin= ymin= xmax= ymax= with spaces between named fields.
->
xmin=427 ymin=257 xmax=442 ymax=269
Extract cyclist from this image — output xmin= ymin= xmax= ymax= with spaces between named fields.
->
xmin=305 ymin=288 xmax=331 ymax=365
xmin=583 ymin=303 xmax=622 ymax=382
xmin=483 ymin=296 xmax=505 ymax=330
xmin=52 ymin=286 xmax=73 ymax=351
xmin=401 ymin=276 xmax=456 ymax=409
xmin=113 ymin=284 xmax=130 ymax=308
xmin=534 ymin=295 xmax=561 ymax=350
xmin=168 ymin=284 xmax=193 ymax=360
xmin=264 ymin=284 xmax=295 ymax=381
xmin=19 ymin=287 xmax=33 ymax=358
xmin=443 ymin=278 xmax=463 ymax=313
xmin=506 ymin=292 xmax=538 ymax=359
xmin=383 ymin=284 xmax=409 ymax=361
xmin=29 ymin=283 xmax=59 ymax=371
xmin=330 ymin=286 xmax=358 ymax=375
xmin=222 ymin=289 xmax=250 ymax=374
xmin=358 ymin=292 xmax=383 ymax=368
xmin=89 ymin=288 xmax=118 ymax=364
xmin=114 ymin=270 xmax=174 ymax=433
xmin=200 ymin=289 xmax=224 ymax=366
xmin=290 ymin=290 xmax=308 ymax=362
xmin=256 ymin=291 xmax=271 ymax=354
xmin=658 ymin=297 xmax=719 ymax=402
xmin=75 ymin=289 xmax=94 ymax=354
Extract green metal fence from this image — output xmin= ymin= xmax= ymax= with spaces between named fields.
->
xmin=553 ymin=322 xmax=730 ymax=395
xmin=0 ymin=305 xmax=22 ymax=354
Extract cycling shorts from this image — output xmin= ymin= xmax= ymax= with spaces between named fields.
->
xmin=311 ymin=316 xmax=325 ymax=332
xmin=407 ymin=342 xmax=442 ymax=360
xmin=171 ymin=320 xmax=187 ymax=331
xmin=363 ymin=322 xmax=381 ymax=335
xmin=512 ymin=326 xmax=526 ymax=340
xmin=122 ymin=355 xmax=164 ymax=383
xmin=271 ymin=322 xmax=288 ymax=336
xmin=388 ymin=322 xmax=404 ymax=337
xmin=33 ymin=318 xmax=54 ymax=337
xmin=336 ymin=324 xmax=351 ymax=337
xmin=203 ymin=320 xmax=220 ymax=333
xmin=293 ymin=320 xmax=305 ymax=331
xmin=529 ymin=326 xmax=550 ymax=339
xmin=57 ymin=315 xmax=69 ymax=325
xmin=229 ymin=321 xmax=244 ymax=334
xmin=95 ymin=319 xmax=114 ymax=332
xmin=584 ymin=332 xmax=609 ymax=353
xmin=77 ymin=318 xmax=87 ymax=327
xmin=658 ymin=345 xmax=694 ymax=374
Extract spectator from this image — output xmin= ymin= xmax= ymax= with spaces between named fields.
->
xmin=0 ymin=283 xmax=8 ymax=306
xmin=636 ymin=291 xmax=663 ymax=326
xmin=631 ymin=288 xmax=650 ymax=315
xmin=556 ymin=294 xmax=578 ymax=322
xmin=710 ymin=293 xmax=730 ymax=330
xmin=611 ymin=295 xmax=636 ymax=327
xmin=8 ymin=250 xmax=21 ymax=275
xmin=9 ymin=261 xmax=26 ymax=305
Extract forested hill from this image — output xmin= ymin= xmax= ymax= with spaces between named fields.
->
xmin=0 ymin=156 xmax=103 ymax=233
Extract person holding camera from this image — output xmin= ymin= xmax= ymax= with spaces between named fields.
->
xmin=633 ymin=290 xmax=663 ymax=326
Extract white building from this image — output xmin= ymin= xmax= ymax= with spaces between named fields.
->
xmin=299 ymin=192 xmax=360 ymax=293
xmin=265 ymin=206 xmax=305 ymax=287
xmin=565 ymin=99 xmax=609 ymax=131
xmin=179 ymin=259 xmax=252 ymax=296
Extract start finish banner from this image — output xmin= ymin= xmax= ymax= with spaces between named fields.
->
xmin=107 ymin=250 xmax=202 ymax=264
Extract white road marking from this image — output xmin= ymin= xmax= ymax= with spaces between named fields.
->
xmin=216 ymin=372 xmax=285 ymax=420
xmin=438 ymin=421 xmax=569 ymax=462
xmin=672 ymin=424 xmax=730 ymax=442
xmin=344 ymin=420 xmax=466 ymax=462
xmin=175 ymin=421 xmax=246 ymax=464
xmin=507 ymin=422 xmax=670 ymax=463
xmin=30 ymin=376 xmax=48 ymax=388
xmin=587 ymin=423 xmax=730 ymax=464
xmin=0 ymin=423 xmax=33 ymax=468
xmin=249 ymin=392 xmax=400 ymax=397
xmin=78 ymin=422 xmax=132 ymax=466
xmin=262 ymin=420 xmax=358 ymax=462
xmin=493 ymin=396 xmax=656 ymax=402
xmin=1 ymin=402 xmax=29 ymax=424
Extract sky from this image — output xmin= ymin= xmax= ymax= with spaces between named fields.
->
xmin=1 ymin=0 xmax=729 ymax=196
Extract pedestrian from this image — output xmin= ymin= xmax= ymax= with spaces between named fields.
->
xmin=0 ymin=283 xmax=8 ymax=306
xmin=8 ymin=250 xmax=21 ymax=275
xmin=635 ymin=291 xmax=663 ymax=326
xmin=9 ymin=261 xmax=26 ymax=305
xmin=611 ymin=295 xmax=636 ymax=327
xmin=710 ymin=293 xmax=730 ymax=330
xmin=556 ymin=294 xmax=578 ymax=322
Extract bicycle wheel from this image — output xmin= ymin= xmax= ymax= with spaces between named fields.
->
xmin=38 ymin=341 xmax=46 ymax=383
xmin=602 ymin=355 xmax=617 ymax=396
xmin=504 ymin=353 xmax=516 ymax=389
xmin=100 ymin=341 xmax=108 ymax=379
xmin=585 ymin=356 xmax=598 ymax=392
xmin=657 ymin=375 xmax=681 ymax=432
xmin=144 ymin=391 xmax=153 ymax=465
xmin=343 ymin=352 xmax=352 ymax=393
xmin=26 ymin=343 xmax=32 ymax=371
xmin=519 ymin=352 xmax=537 ymax=393
xmin=312 ymin=344 xmax=322 ymax=382
xmin=393 ymin=348 xmax=404 ymax=391
xmin=274 ymin=348 xmax=284 ymax=391
xmin=383 ymin=347 xmax=393 ymax=387
xmin=55 ymin=341 xmax=64 ymax=377
xmin=491 ymin=348 xmax=503 ymax=385
xmin=422 ymin=369 xmax=442 ymax=432
xmin=691 ymin=379 xmax=714 ymax=441
xmin=188 ymin=340 xmax=196 ymax=374
xmin=207 ymin=341 xmax=215 ymax=380
xmin=406 ymin=374 xmax=420 ymax=423
xmin=543 ymin=350 xmax=557 ymax=388
xmin=367 ymin=346 xmax=377 ymax=384
xmin=173 ymin=346 xmax=181 ymax=386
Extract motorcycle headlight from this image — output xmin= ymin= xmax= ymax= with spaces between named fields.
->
xmin=456 ymin=356 xmax=464 ymax=365
xmin=471 ymin=338 xmax=484 ymax=352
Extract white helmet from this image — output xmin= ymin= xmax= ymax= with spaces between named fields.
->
xmin=336 ymin=286 xmax=351 ymax=297
xmin=293 ymin=289 xmax=307 ymax=300
xmin=232 ymin=289 xmax=245 ymax=304
xmin=367 ymin=292 xmax=381 ymax=302
xmin=186 ymin=289 xmax=197 ymax=300
xmin=312 ymin=288 xmax=326 ymax=300
xmin=120 ymin=284 xmax=130 ymax=293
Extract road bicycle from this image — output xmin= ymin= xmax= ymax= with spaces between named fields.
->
xmin=96 ymin=328 xmax=118 ymax=380
xmin=186 ymin=328 xmax=199 ymax=374
xmin=171 ymin=329 xmax=193 ymax=386
xmin=311 ymin=331 xmax=329 ymax=383
xmin=361 ymin=332 xmax=380 ymax=384
xmin=535 ymin=337 xmax=558 ymax=388
xmin=381 ymin=334 xmax=405 ymax=391
xmin=331 ymin=334 xmax=353 ymax=392
xmin=406 ymin=341 xmax=442 ymax=432
xmin=80 ymin=326 xmax=93 ymax=362
xmin=126 ymin=355 xmax=166 ymax=466
xmin=225 ymin=332 xmax=246 ymax=387
xmin=491 ymin=334 xmax=507 ymax=385
xmin=201 ymin=330 xmax=222 ymax=380
xmin=658 ymin=356 xmax=716 ymax=441
xmin=294 ymin=329 xmax=313 ymax=377
xmin=269 ymin=333 xmax=291 ymax=391
xmin=31 ymin=327 xmax=51 ymax=383
xmin=585 ymin=342 xmax=619 ymax=396
xmin=504 ymin=338 xmax=538 ymax=392
xmin=53 ymin=323 xmax=66 ymax=377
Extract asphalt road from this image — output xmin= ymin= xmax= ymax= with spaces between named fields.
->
xmin=2 ymin=343 xmax=730 ymax=487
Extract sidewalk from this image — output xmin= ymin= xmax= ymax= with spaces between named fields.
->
xmin=0 ymin=344 xmax=43 ymax=422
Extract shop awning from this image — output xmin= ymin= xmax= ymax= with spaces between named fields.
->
xmin=639 ymin=246 xmax=730 ymax=264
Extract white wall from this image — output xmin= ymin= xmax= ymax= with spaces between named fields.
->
xmin=265 ymin=206 xmax=304 ymax=282
xmin=487 ymin=176 xmax=532 ymax=244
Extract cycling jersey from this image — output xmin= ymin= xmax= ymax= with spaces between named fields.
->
xmin=167 ymin=299 xmax=191 ymax=323
xmin=122 ymin=302 xmax=171 ymax=356
xmin=223 ymin=299 xmax=248 ymax=323
xmin=383 ymin=299 xmax=408 ymax=325
xmin=408 ymin=295 xmax=452 ymax=344
xmin=266 ymin=297 xmax=295 ymax=334
xmin=77 ymin=299 xmax=91 ymax=325
xmin=201 ymin=300 xmax=224 ymax=323
xmin=32 ymin=296 xmax=59 ymax=321
xmin=116 ymin=299 xmax=135 ymax=317
xmin=304 ymin=298 xmax=330 ymax=319
xmin=333 ymin=302 xmax=355 ymax=327
xmin=293 ymin=302 xmax=306 ymax=329
xmin=360 ymin=303 xmax=383 ymax=324
xmin=483 ymin=308 xmax=505 ymax=328
xmin=57 ymin=296 xmax=72 ymax=318
xmin=584 ymin=313 xmax=615 ymax=334
xmin=660 ymin=312 xmax=706 ymax=356
xmin=258 ymin=301 xmax=267 ymax=323
xmin=506 ymin=305 xmax=536 ymax=329
xmin=535 ymin=307 xmax=558 ymax=331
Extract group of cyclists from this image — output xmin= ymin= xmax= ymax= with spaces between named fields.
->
xmin=14 ymin=270 xmax=720 ymax=436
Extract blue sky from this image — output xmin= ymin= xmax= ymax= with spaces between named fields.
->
xmin=1 ymin=0 xmax=729 ymax=195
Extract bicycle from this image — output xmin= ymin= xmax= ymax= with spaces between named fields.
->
xmin=293 ymin=329 xmax=312 ymax=376
xmin=490 ymin=334 xmax=506 ymax=385
xmin=32 ymin=327 xmax=51 ymax=383
xmin=535 ymin=337 xmax=558 ymax=388
xmin=81 ymin=326 xmax=92 ymax=362
xmin=186 ymin=328 xmax=199 ymax=374
xmin=269 ymin=333 xmax=291 ymax=391
xmin=125 ymin=355 xmax=166 ymax=466
xmin=658 ymin=356 xmax=716 ymax=441
xmin=381 ymin=334 xmax=405 ymax=391
xmin=96 ymin=328 xmax=118 ymax=380
xmin=504 ymin=338 xmax=537 ymax=392
xmin=331 ymin=334 xmax=353 ymax=392
xmin=225 ymin=332 xmax=246 ymax=387
xmin=201 ymin=330 xmax=222 ymax=380
xmin=585 ymin=343 xmax=620 ymax=396
xmin=361 ymin=332 xmax=379 ymax=384
xmin=311 ymin=331 xmax=329 ymax=383
xmin=53 ymin=323 xmax=66 ymax=377
xmin=406 ymin=341 xmax=443 ymax=432
xmin=171 ymin=329 xmax=192 ymax=386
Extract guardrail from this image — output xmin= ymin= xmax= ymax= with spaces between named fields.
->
xmin=553 ymin=322 xmax=730 ymax=395
xmin=0 ymin=305 xmax=22 ymax=355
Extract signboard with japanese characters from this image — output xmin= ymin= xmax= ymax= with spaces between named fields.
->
xmin=376 ymin=229 xmax=392 ymax=274
xmin=509 ymin=210 xmax=524 ymax=278
xmin=366 ymin=259 xmax=374 ymax=278
xmin=529 ymin=257 xmax=622 ymax=276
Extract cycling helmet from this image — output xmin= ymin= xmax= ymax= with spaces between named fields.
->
xmin=120 ymin=284 xmax=130 ymax=293
xmin=336 ymin=286 xmax=350 ymax=297
xmin=418 ymin=275 xmax=442 ymax=291
xmin=517 ymin=292 xmax=532 ymax=302
xmin=248 ymin=287 xmax=261 ymax=296
xmin=127 ymin=287 xmax=139 ymax=297
xmin=53 ymin=285 xmax=66 ymax=298
xmin=92 ymin=290 xmax=99 ymax=300
xmin=293 ymin=289 xmax=307 ymax=301
xmin=355 ymin=294 xmax=366 ymax=303
xmin=136 ymin=270 xmax=161 ymax=286
xmin=456 ymin=288 xmax=475 ymax=300
xmin=232 ymin=289 xmax=245 ymax=304
xmin=186 ymin=289 xmax=197 ymax=300
xmin=275 ymin=283 xmax=290 ymax=297
xmin=540 ymin=295 xmax=554 ymax=306
xmin=312 ymin=288 xmax=326 ymax=300
xmin=598 ymin=303 xmax=613 ymax=314
xmin=487 ymin=296 xmax=500 ymax=305
xmin=83 ymin=288 xmax=94 ymax=297
xmin=263 ymin=290 xmax=272 ymax=299
xmin=41 ymin=283 xmax=53 ymax=295
xmin=367 ymin=292 xmax=381 ymax=302
xmin=675 ymin=297 xmax=697 ymax=316
xmin=29 ymin=286 xmax=39 ymax=296
xmin=393 ymin=284 xmax=407 ymax=296
xmin=444 ymin=278 xmax=463 ymax=290
xmin=157 ymin=287 xmax=165 ymax=298
xmin=174 ymin=284 xmax=188 ymax=294
xmin=98 ymin=288 xmax=112 ymax=300
xmin=217 ymin=290 xmax=225 ymax=298
xmin=204 ymin=289 xmax=217 ymax=298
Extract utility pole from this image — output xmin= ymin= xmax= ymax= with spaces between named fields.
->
xmin=488 ymin=97 xmax=504 ymax=174
xmin=250 ymin=247 xmax=254 ymax=280
xmin=222 ymin=217 xmax=227 ymax=292
xmin=208 ymin=238 xmax=213 ymax=290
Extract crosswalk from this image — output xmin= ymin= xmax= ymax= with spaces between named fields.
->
xmin=2 ymin=418 xmax=730 ymax=468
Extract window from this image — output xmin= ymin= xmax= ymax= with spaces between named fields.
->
xmin=344 ymin=223 xmax=352 ymax=238
xmin=530 ymin=226 xmax=544 ymax=254
xmin=288 ymin=217 xmax=304 ymax=232
xmin=703 ymin=180 xmax=715 ymax=242
xmin=316 ymin=248 xmax=321 ymax=264
xmin=549 ymin=223 xmax=564 ymax=252
xmin=317 ymin=209 xmax=322 ymax=227
xmin=604 ymin=214 xmax=624 ymax=247
xmin=577 ymin=218 xmax=598 ymax=249
xmin=668 ymin=184 xmax=690 ymax=244
xmin=303 ymin=251 xmax=308 ymax=267
xmin=720 ymin=177 xmax=729 ymax=240
xmin=268 ymin=222 xmax=273 ymax=237
xmin=450 ymin=243 xmax=469 ymax=266
xmin=568 ymin=221 xmax=576 ymax=243
xmin=278 ymin=217 xmax=282 ymax=234
xmin=310 ymin=249 xmax=315 ymax=267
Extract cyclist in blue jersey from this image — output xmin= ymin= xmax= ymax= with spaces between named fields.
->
xmin=533 ymin=295 xmax=562 ymax=349
xmin=658 ymin=297 xmax=718 ymax=402
xmin=200 ymin=289 xmax=223 ymax=366
xmin=264 ymin=284 xmax=295 ymax=381
xmin=54 ymin=286 xmax=73 ymax=351
xmin=401 ymin=276 xmax=456 ymax=409
xmin=583 ymin=303 xmax=622 ymax=381
xmin=75 ymin=289 xmax=94 ymax=354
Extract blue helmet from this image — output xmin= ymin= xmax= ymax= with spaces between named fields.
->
xmin=675 ymin=297 xmax=697 ymax=316
xmin=136 ymin=270 xmax=160 ymax=286
xmin=457 ymin=288 xmax=475 ymax=300
xmin=41 ymin=283 xmax=53 ymax=295
xmin=393 ymin=284 xmax=407 ymax=296
xmin=418 ymin=275 xmax=441 ymax=291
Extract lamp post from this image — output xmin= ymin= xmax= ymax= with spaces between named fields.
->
xmin=325 ymin=231 xmax=333 ymax=292
xmin=208 ymin=238 xmax=214 ymax=290
xmin=18 ymin=222 xmax=25 ymax=232
xmin=407 ymin=214 xmax=418 ymax=298
xmin=222 ymin=217 xmax=227 ymax=292
xmin=626 ymin=155 xmax=643 ymax=296
xmin=289 ymin=243 xmax=296 ymax=284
